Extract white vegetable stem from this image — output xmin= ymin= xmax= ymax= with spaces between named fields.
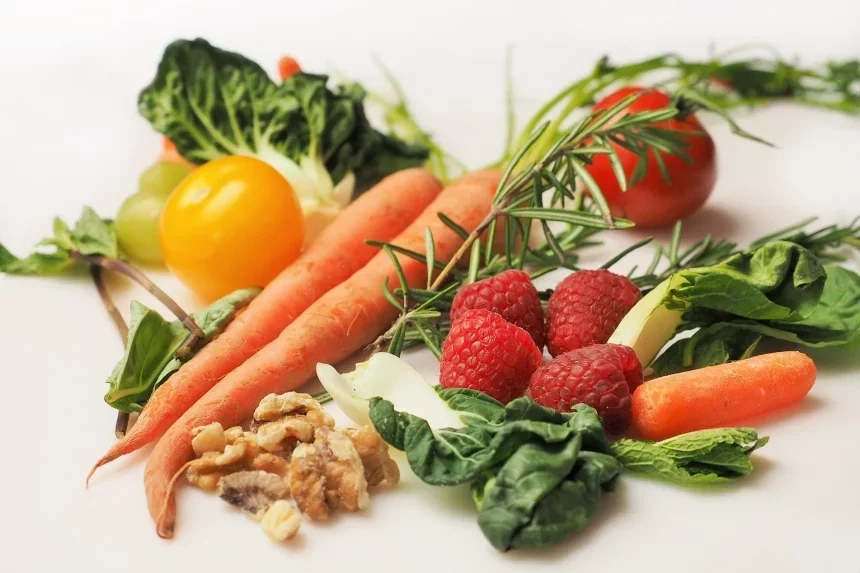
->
xmin=607 ymin=278 xmax=685 ymax=367
xmin=316 ymin=353 xmax=464 ymax=429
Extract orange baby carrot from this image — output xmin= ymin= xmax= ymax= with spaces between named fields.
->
xmin=157 ymin=137 xmax=193 ymax=165
xmin=87 ymin=168 xmax=442 ymax=483
xmin=632 ymin=351 xmax=817 ymax=440
xmin=278 ymin=56 xmax=301 ymax=80
xmin=146 ymin=169 xmax=502 ymax=538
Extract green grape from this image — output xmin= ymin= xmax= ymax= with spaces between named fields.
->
xmin=116 ymin=192 xmax=168 ymax=265
xmin=138 ymin=161 xmax=194 ymax=198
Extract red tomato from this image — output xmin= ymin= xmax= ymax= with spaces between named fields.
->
xmin=278 ymin=56 xmax=301 ymax=81
xmin=585 ymin=86 xmax=717 ymax=228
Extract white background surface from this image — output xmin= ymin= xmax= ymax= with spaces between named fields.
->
xmin=2 ymin=1 xmax=860 ymax=571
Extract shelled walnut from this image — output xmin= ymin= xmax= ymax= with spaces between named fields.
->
xmin=183 ymin=391 xmax=399 ymax=543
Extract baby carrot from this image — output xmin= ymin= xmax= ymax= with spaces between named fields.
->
xmin=632 ymin=351 xmax=817 ymax=440
xmin=146 ymin=169 xmax=502 ymax=538
xmin=278 ymin=56 xmax=301 ymax=80
xmin=87 ymin=168 xmax=442 ymax=483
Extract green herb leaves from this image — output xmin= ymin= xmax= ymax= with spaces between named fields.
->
xmin=137 ymin=39 xmax=428 ymax=207
xmin=369 ymin=389 xmax=621 ymax=551
xmin=105 ymin=287 xmax=260 ymax=412
xmin=371 ymin=388 xmax=768 ymax=551
xmin=645 ymin=243 xmax=860 ymax=375
xmin=611 ymin=428 xmax=768 ymax=484
xmin=0 ymin=206 xmax=119 ymax=275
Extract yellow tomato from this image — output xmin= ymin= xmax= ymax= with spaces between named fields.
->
xmin=159 ymin=155 xmax=304 ymax=301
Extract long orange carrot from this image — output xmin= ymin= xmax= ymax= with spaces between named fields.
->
xmin=146 ymin=169 xmax=502 ymax=538
xmin=632 ymin=351 xmax=817 ymax=440
xmin=88 ymin=168 xmax=442 ymax=482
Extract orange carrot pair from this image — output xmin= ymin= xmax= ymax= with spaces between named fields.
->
xmin=632 ymin=351 xmax=817 ymax=440
xmin=87 ymin=168 xmax=443 ymax=483
xmin=146 ymin=169 xmax=503 ymax=538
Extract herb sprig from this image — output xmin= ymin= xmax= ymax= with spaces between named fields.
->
xmin=374 ymin=89 xmax=729 ymax=355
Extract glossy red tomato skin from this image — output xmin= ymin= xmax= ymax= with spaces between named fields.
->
xmin=586 ymin=86 xmax=718 ymax=228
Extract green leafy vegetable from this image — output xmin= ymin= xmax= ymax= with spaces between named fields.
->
xmin=611 ymin=428 xmax=768 ymax=484
xmin=652 ymin=256 xmax=860 ymax=376
xmin=369 ymin=390 xmax=621 ymax=551
xmin=0 ymin=206 xmax=119 ymax=275
xmin=611 ymin=240 xmax=860 ymax=372
xmin=104 ymin=287 xmax=260 ymax=413
xmin=137 ymin=38 xmax=428 ymax=212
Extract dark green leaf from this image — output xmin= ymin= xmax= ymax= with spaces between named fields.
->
xmin=369 ymin=395 xmax=621 ymax=551
xmin=104 ymin=301 xmax=188 ymax=413
xmin=436 ymin=387 xmax=505 ymax=426
xmin=105 ymin=288 xmax=260 ymax=412
xmin=650 ymin=323 xmax=763 ymax=377
xmin=137 ymin=38 xmax=427 ymax=200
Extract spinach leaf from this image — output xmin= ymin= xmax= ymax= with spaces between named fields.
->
xmin=653 ymin=264 xmax=860 ymax=375
xmin=436 ymin=387 xmax=505 ymax=426
xmin=105 ymin=287 xmax=260 ymax=412
xmin=137 ymin=39 xmax=428 ymax=206
xmin=611 ymin=428 xmax=768 ymax=484
xmin=651 ymin=324 xmax=763 ymax=377
xmin=478 ymin=439 xmax=621 ymax=551
xmin=369 ymin=393 xmax=618 ymax=551
xmin=667 ymin=241 xmax=826 ymax=322
xmin=0 ymin=207 xmax=119 ymax=275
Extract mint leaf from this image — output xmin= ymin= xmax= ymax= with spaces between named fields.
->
xmin=71 ymin=206 xmax=120 ymax=258
xmin=1 ymin=206 xmax=121 ymax=277
xmin=611 ymin=428 xmax=768 ymax=484
xmin=0 ymin=243 xmax=72 ymax=275
xmin=105 ymin=287 xmax=260 ymax=412
xmin=104 ymin=301 xmax=188 ymax=413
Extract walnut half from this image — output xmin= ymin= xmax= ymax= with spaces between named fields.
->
xmin=315 ymin=428 xmax=369 ymax=512
xmin=288 ymin=442 xmax=330 ymax=521
xmin=345 ymin=425 xmax=401 ymax=487
xmin=217 ymin=471 xmax=288 ymax=519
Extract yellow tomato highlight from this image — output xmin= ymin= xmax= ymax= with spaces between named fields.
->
xmin=159 ymin=156 xmax=304 ymax=301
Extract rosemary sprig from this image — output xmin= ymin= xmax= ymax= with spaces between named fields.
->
xmin=373 ymin=91 xmax=714 ymax=354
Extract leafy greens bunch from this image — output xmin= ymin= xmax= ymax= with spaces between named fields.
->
xmin=138 ymin=39 xmax=429 ymax=221
xmin=369 ymin=388 xmax=766 ymax=552
xmin=606 ymin=238 xmax=860 ymax=374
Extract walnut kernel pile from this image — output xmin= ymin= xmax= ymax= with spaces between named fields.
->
xmin=184 ymin=392 xmax=400 ymax=543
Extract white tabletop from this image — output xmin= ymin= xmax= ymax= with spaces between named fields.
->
xmin=3 ymin=1 xmax=859 ymax=571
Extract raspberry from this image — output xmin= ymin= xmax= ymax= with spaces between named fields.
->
xmin=440 ymin=308 xmax=543 ymax=404
xmin=450 ymin=269 xmax=545 ymax=349
xmin=545 ymin=269 xmax=642 ymax=357
xmin=528 ymin=344 xmax=642 ymax=434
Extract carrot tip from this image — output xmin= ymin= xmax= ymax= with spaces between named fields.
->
xmin=155 ymin=460 xmax=194 ymax=540
xmin=85 ymin=458 xmax=107 ymax=488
